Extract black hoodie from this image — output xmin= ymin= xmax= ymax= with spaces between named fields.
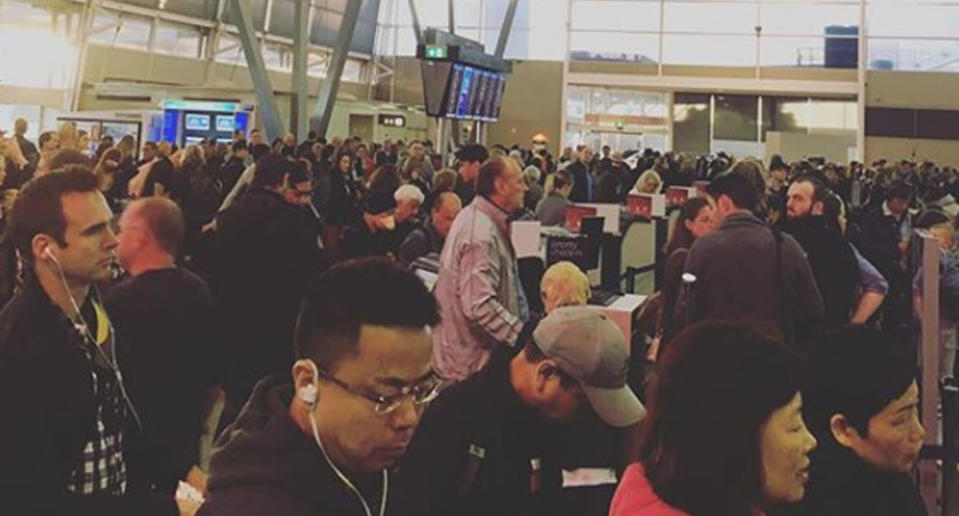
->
xmin=198 ymin=374 xmax=388 ymax=516
xmin=771 ymin=442 xmax=926 ymax=516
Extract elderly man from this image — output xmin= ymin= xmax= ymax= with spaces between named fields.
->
xmin=397 ymin=191 xmax=462 ymax=266
xmin=405 ymin=141 xmax=436 ymax=186
xmin=433 ymin=157 xmax=530 ymax=382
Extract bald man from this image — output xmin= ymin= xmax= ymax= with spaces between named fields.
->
xmin=106 ymin=197 xmax=219 ymax=496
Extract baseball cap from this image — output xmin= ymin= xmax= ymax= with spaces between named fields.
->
xmin=532 ymin=306 xmax=646 ymax=427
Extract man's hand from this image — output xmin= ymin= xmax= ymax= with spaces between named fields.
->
xmin=177 ymin=496 xmax=202 ymax=516
xmin=185 ymin=465 xmax=209 ymax=495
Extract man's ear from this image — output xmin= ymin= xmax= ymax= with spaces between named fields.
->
xmin=31 ymin=233 xmax=56 ymax=264
xmin=830 ymin=413 xmax=862 ymax=449
xmin=812 ymin=201 xmax=824 ymax=216
xmin=534 ymin=359 xmax=560 ymax=393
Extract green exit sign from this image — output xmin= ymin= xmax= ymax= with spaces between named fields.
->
xmin=425 ymin=45 xmax=448 ymax=59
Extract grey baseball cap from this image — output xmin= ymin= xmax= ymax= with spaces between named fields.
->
xmin=532 ymin=306 xmax=646 ymax=427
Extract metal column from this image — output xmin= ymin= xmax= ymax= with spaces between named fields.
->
xmin=494 ymin=0 xmax=519 ymax=58
xmin=309 ymin=0 xmax=362 ymax=139
xmin=229 ymin=0 xmax=284 ymax=141
xmin=291 ymin=0 xmax=310 ymax=140
xmin=448 ymin=0 xmax=455 ymax=34
xmin=406 ymin=0 xmax=424 ymax=45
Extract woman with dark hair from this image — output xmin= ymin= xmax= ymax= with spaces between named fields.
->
xmin=611 ymin=320 xmax=817 ymax=516
xmin=93 ymin=147 xmax=124 ymax=212
xmin=323 ymin=151 xmax=360 ymax=258
xmin=652 ymin=197 xmax=715 ymax=358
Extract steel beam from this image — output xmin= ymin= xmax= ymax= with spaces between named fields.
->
xmin=447 ymin=0 xmax=454 ymax=34
xmin=228 ymin=0 xmax=284 ymax=141
xmin=309 ymin=0 xmax=361 ymax=138
xmin=406 ymin=0 xmax=423 ymax=45
xmin=291 ymin=0 xmax=310 ymax=139
xmin=494 ymin=0 xmax=519 ymax=58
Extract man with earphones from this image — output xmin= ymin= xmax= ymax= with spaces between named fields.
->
xmin=198 ymin=258 xmax=440 ymax=516
xmin=0 ymin=167 xmax=186 ymax=515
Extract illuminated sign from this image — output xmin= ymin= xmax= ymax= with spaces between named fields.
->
xmin=424 ymin=45 xmax=448 ymax=60
xmin=378 ymin=114 xmax=406 ymax=127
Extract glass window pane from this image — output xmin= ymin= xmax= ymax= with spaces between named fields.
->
xmin=674 ymin=93 xmax=711 ymax=154
xmin=571 ymin=1 xmax=660 ymax=32
xmin=868 ymin=4 xmax=959 ymax=39
xmin=767 ymin=96 xmax=809 ymax=133
xmin=154 ymin=22 xmax=202 ymax=58
xmin=567 ymin=86 xmax=587 ymax=124
xmin=760 ymin=4 xmax=858 ymax=35
xmin=868 ymin=39 xmax=959 ymax=72
xmin=714 ymin=94 xmax=758 ymax=142
xmin=569 ymin=31 xmax=659 ymax=63
xmin=809 ymin=99 xmax=858 ymax=131
xmin=215 ymin=34 xmax=245 ymax=64
xmin=454 ymin=0 xmax=482 ymax=23
xmin=664 ymin=35 xmax=755 ymax=66
xmin=664 ymin=2 xmax=756 ymax=34
xmin=761 ymin=36 xmax=825 ymax=67
xmin=113 ymin=14 xmax=152 ymax=51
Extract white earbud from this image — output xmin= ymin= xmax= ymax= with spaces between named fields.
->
xmin=298 ymin=359 xmax=320 ymax=405
xmin=300 ymin=383 xmax=318 ymax=405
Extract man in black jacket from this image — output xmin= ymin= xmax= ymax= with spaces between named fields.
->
xmin=676 ymin=172 xmax=824 ymax=348
xmin=454 ymin=144 xmax=488 ymax=206
xmin=773 ymin=326 xmax=925 ymax=516
xmin=213 ymin=154 xmax=322 ymax=430
xmin=0 ymin=169 xmax=181 ymax=515
xmin=393 ymin=307 xmax=645 ymax=516
xmin=784 ymin=176 xmax=859 ymax=328
xmin=108 ymin=197 xmax=220 ymax=495
xmin=199 ymin=258 xmax=440 ymax=516
xmin=397 ymin=191 xmax=461 ymax=266
xmin=219 ymin=140 xmax=249 ymax=198
xmin=860 ymin=182 xmax=913 ymax=340
xmin=566 ymin=147 xmax=592 ymax=203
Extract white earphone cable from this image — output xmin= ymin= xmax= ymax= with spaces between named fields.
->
xmin=47 ymin=250 xmax=142 ymax=430
xmin=308 ymin=408 xmax=388 ymax=516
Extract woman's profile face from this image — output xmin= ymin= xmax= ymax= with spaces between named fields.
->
xmin=339 ymin=155 xmax=352 ymax=172
xmin=685 ymin=205 xmax=716 ymax=239
xmin=759 ymin=392 xmax=817 ymax=505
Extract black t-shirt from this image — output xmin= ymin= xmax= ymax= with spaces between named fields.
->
xmin=105 ymin=267 xmax=220 ymax=492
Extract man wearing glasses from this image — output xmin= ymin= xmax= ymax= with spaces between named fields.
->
xmin=198 ymin=258 xmax=440 ymax=516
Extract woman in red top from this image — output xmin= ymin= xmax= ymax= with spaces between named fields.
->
xmin=611 ymin=320 xmax=817 ymax=516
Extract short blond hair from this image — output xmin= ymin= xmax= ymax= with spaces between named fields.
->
xmin=540 ymin=261 xmax=590 ymax=314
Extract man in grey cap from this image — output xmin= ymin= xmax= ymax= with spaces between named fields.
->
xmin=393 ymin=306 xmax=645 ymax=516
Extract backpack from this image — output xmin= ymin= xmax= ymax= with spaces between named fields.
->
xmin=187 ymin=168 xmax=222 ymax=219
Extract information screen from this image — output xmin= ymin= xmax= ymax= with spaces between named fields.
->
xmin=216 ymin=115 xmax=236 ymax=133
xmin=185 ymin=114 xmax=210 ymax=131
xmin=443 ymin=64 xmax=507 ymax=122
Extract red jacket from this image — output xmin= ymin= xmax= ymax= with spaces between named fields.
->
xmin=611 ymin=463 xmax=768 ymax=516
xmin=610 ymin=464 xmax=690 ymax=516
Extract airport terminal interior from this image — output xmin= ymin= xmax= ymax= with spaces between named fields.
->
xmin=3 ymin=0 xmax=959 ymax=515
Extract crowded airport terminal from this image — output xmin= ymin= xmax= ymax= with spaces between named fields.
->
xmin=2 ymin=0 xmax=959 ymax=514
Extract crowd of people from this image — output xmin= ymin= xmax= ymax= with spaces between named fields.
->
xmin=0 ymin=116 xmax=942 ymax=516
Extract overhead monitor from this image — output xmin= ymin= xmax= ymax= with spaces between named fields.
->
xmin=184 ymin=113 xmax=210 ymax=131
xmin=424 ymin=62 xmax=508 ymax=122
xmin=216 ymin=115 xmax=236 ymax=133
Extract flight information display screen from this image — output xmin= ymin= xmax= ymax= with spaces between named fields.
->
xmin=443 ymin=64 xmax=507 ymax=122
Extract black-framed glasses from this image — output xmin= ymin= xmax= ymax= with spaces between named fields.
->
xmin=316 ymin=369 xmax=443 ymax=415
